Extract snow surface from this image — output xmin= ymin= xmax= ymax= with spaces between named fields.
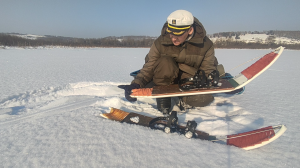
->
xmin=0 ymin=47 xmax=299 ymax=167
xmin=210 ymin=33 xmax=300 ymax=44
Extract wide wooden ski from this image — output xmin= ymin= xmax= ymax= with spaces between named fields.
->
xmin=130 ymin=46 xmax=284 ymax=98
xmin=101 ymin=108 xmax=286 ymax=150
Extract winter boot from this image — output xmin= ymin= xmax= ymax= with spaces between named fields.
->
xmin=156 ymin=97 xmax=172 ymax=115
xmin=181 ymin=94 xmax=214 ymax=108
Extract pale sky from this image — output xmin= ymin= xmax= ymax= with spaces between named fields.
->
xmin=0 ymin=0 xmax=299 ymax=38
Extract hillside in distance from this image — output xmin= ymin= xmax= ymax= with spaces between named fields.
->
xmin=1 ymin=30 xmax=300 ymax=49
xmin=209 ymin=30 xmax=300 ymax=45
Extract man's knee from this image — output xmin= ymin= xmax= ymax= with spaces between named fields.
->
xmin=153 ymin=56 xmax=179 ymax=85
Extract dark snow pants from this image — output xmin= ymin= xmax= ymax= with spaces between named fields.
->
xmin=146 ymin=56 xmax=214 ymax=107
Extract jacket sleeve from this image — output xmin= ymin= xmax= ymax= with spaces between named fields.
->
xmin=131 ymin=43 xmax=160 ymax=87
xmin=200 ymin=38 xmax=218 ymax=76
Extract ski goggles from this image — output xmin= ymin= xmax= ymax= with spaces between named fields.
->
xmin=166 ymin=23 xmax=191 ymax=36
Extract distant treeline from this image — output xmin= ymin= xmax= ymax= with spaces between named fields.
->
xmin=0 ymin=34 xmax=154 ymax=48
xmin=1 ymin=32 xmax=300 ymax=50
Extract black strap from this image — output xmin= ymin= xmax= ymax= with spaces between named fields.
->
xmin=149 ymin=117 xmax=167 ymax=128
xmin=149 ymin=111 xmax=178 ymax=127
xmin=207 ymin=70 xmax=219 ymax=87
xmin=178 ymin=70 xmax=207 ymax=90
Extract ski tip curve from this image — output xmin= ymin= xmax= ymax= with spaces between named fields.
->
xmin=100 ymin=107 xmax=130 ymax=121
xmin=242 ymin=124 xmax=287 ymax=150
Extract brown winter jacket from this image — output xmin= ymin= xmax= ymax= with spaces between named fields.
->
xmin=132 ymin=17 xmax=218 ymax=88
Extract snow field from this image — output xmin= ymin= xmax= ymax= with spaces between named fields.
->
xmin=0 ymin=48 xmax=299 ymax=167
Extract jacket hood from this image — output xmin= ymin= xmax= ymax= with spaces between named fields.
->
xmin=160 ymin=17 xmax=207 ymax=45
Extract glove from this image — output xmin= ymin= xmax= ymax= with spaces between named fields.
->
xmin=118 ymin=83 xmax=140 ymax=102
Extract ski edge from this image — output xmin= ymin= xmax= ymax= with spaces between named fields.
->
xmin=131 ymin=86 xmax=235 ymax=98
xmin=234 ymin=46 xmax=284 ymax=90
xmin=242 ymin=124 xmax=287 ymax=150
xmin=211 ymin=124 xmax=287 ymax=150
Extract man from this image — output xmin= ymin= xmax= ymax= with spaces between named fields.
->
xmin=119 ymin=10 xmax=220 ymax=114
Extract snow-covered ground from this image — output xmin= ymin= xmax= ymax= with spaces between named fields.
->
xmin=210 ymin=33 xmax=300 ymax=44
xmin=0 ymin=47 xmax=299 ymax=167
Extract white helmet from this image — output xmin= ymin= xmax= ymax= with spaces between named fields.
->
xmin=166 ymin=10 xmax=194 ymax=36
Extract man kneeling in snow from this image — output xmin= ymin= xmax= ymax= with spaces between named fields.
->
xmin=119 ymin=10 xmax=221 ymax=114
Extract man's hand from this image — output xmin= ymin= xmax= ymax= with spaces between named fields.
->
xmin=118 ymin=83 xmax=140 ymax=102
